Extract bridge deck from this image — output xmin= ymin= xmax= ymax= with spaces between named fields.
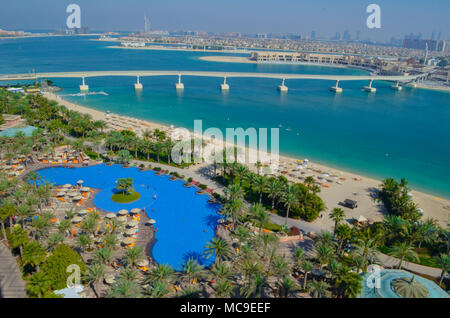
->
xmin=0 ymin=70 xmax=423 ymax=82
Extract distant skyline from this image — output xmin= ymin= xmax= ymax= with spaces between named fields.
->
xmin=1 ymin=0 xmax=449 ymax=41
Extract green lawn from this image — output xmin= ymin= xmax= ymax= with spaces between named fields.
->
xmin=111 ymin=191 xmax=141 ymax=203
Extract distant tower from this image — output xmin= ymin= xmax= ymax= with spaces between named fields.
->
xmin=144 ymin=15 xmax=150 ymax=33
xmin=311 ymin=30 xmax=316 ymax=40
xmin=424 ymin=43 xmax=429 ymax=65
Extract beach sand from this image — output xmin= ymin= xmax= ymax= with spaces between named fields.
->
xmin=43 ymin=92 xmax=450 ymax=230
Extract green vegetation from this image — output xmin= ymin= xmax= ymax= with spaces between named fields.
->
xmin=111 ymin=191 xmax=141 ymax=203
xmin=216 ymin=160 xmax=325 ymax=222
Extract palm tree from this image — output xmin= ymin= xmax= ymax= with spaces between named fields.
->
xmin=28 ymin=171 xmax=41 ymax=188
xmin=224 ymin=183 xmax=244 ymax=202
xmin=214 ymin=278 xmax=236 ymax=297
xmin=23 ymin=241 xmax=46 ymax=271
xmin=26 ymin=272 xmax=52 ymax=298
xmin=353 ymin=237 xmax=379 ymax=272
xmin=300 ymin=260 xmax=313 ymax=289
xmin=436 ymin=253 xmax=450 ymax=285
xmin=85 ymin=263 xmax=106 ymax=298
xmin=304 ymin=176 xmax=315 ymax=189
xmin=308 ymin=279 xmax=331 ymax=298
xmin=281 ymin=184 xmax=298 ymax=225
xmin=388 ymin=242 xmax=419 ymax=269
xmin=277 ymin=276 xmax=299 ymax=298
xmin=93 ymin=247 xmax=113 ymax=265
xmin=204 ymin=237 xmax=232 ymax=261
xmin=329 ymin=208 xmax=345 ymax=234
xmin=180 ymin=258 xmax=207 ymax=284
xmin=265 ymin=178 xmax=284 ymax=211
xmin=334 ymin=269 xmax=363 ymax=298
xmin=315 ymin=243 xmax=335 ymax=269
xmin=250 ymin=203 xmax=269 ymax=233
xmin=123 ymin=246 xmax=144 ymax=268
xmin=9 ymin=226 xmax=29 ymax=258
xmin=252 ymin=175 xmax=267 ymax=204
xmin=145 ymin=280 xmax=171 ymax=298
xmin=241 ymin=272 xmax=269 ymax=298
xmin=147 ymin=264 xmax=175 ymax=284
xmin=46 ymin=233 xmax=64 ymax=251
xmin=108 ymin=279 xmax=142 ymax=298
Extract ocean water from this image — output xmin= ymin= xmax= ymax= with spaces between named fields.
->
xmin=1 ymin=36 xmax=449 ymax=199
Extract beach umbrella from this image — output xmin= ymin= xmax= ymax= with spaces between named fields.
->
xmin=118 ymin=209 xmax=128 ymax=216
xmin=56 ymin=192 xmax=65 ymax=197
xmin=356 ymin=215 xmax=368 ymax=223
xmin=67 ymin=192 xmax=78 ymax=197
xmin=105 ymin=213 xmax=116 ymax=219
xmin=137 ymin=259 xmax=149 ymax=267
xmin=122 ymin=237 xmax=133 ymax=245
xmin=63 ymin=184 xmax=72 ymax=188
xmin=127 ymin=221 xmax=138 ymax=228
xmin=78 ymin=209 xmax=88 ymax=216
xmin=80 ymin=187 xmax=90 ymax=192
xmin=117 ymin=216 xmax=127 ymax=223
xmin=147 ymin=219 xmax=156 ymax=224
xmin=72 ymin=216 xmax=83 ymax=224
xmin=104 ymin=274 xmax=116 ymax=285
xmin=130 ymin=208 xmax=141 ymax=215
xmin=72 ymin=195 xmax=83 ymax=201
xmin=125 ymin=228 xmax=136 ymax=236
xmin=76 ymin=180 xmax=84 ymax=184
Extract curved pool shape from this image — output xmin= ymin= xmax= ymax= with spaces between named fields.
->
xmin=35 ymin=164 xmax=222 ymax=270
xmin=360 ymin=269 xmax=449 ymax=298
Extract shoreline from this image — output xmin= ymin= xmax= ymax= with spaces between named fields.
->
xmin=42 ymin=92 xmax=450 ymax=228
xmin=107 ymin=45 xmax=249 ymax=54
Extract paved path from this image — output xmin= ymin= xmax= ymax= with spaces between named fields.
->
xmin=377 ymin=253 xmax=442 ymax=278
xmin=0 ymin=242 xmax=27 ymax=298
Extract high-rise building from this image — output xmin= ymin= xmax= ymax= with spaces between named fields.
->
xmin=402 ymin=38 xmax=446 ymax=52
xmin=310 ymin=30 xmax=316 ymax=40
xmin=343 ymin=30 xmax=351 ymax=41
xmin=356 ymin=31 xmax=360 ymax=41
xmin=144 ymin=15 xmax=150 ymax=33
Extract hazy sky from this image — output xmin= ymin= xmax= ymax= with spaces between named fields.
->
xmin=1 ymin=0 xmax=449 ymax=41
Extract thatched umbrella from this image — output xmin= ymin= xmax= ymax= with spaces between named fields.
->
xmin=77 ymin=180 xmax=84 ymax=185
xmin=125 ymin=228 xmax=136 ymax=236
xmin=130 ymin=208 xmax=141 ymax=215
xmin=63 ymin=184 xmax=72 ymax=188
xmin=56 ymin=192 xmax=66 ymax=197
xmin=392 ymin=276 xmax=429 ymax=298
xmin=147 ymin=219 xmax=156 ymax=224
xmin=137 ymin=259 xmax=149 ymax=267
xmin=72 ymin=195 xmax=83 ymax=201
xmin=118 ymin=209 xmax=129 ymax=216
xmin=78 ymin=209 xmax=89 ymax=216
xmin=72 ymin=216 xmax=83 ymax=224
xmin=80 ymin=187 xmax=91 ymax=192
xmin=105 ymin=213 xmax=116 ymax=219
xmin=122 ymin=237 xmax=133 ymax=245
xmin=104 ymin=274 xmax=116 ymax=285
xmin=127 ymin=221 xmax=139 ymax=228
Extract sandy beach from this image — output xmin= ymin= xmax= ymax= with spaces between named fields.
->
xmin=107 ymin=45 xmax=249 ymax=54
xmin=43 ymin=92 xmax=450 ymax=230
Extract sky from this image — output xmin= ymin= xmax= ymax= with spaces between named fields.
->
xmin=1 ymin=0 xmax=449 ymax=41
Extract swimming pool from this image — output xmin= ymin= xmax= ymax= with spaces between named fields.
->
xmin=35 ymin=164 xmax=222 ymax=270
xmin=360 ymin=269 xmax=449 ymax=298
xmin=0 ymin=125 xmax=37 ymax=137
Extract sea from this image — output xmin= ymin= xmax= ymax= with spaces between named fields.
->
xmin=0 ymin=35 xmax=449 ymax=199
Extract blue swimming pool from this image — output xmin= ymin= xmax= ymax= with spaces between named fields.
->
xmin=0 ymin=125 xmax=37 ymax=137
xmin=35 ymin=164 xmax=222 ymax=270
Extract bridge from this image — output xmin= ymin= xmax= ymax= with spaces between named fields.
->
xmin=0 ymin=70 xmax=429 ymax=93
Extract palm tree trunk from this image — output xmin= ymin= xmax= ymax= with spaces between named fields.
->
xmin=439 ymin=270 xmax=446 ymax=285
xmin=91 ymin=282 xmax=99 ymax=298
xmin=285 ymin=205 xmax=290 ymax=225
xmin=303 ymin=272 xmax=308 ymax=289
xmin=0 ymin=222 xmax=7 ymax=240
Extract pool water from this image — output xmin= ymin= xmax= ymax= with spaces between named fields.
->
xmin=360 ymin=269 xmax=449 ymax=298
xmin=0 ymin=125 xmax=37 ymax=137
xmin=35 ymin=164 xmax=222 ymax=270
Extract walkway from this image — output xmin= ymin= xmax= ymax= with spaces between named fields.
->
xmin=0 ymin=242 xmax=27 ymax=298
xmin=377 ymin=253 xmax=442 ymax=278
xmin=0 ymin=70 xmax=423 ymax=83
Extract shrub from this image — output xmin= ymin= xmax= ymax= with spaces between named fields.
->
xmin=187 ymin=177 xmax=193 ymax=183
xmin=153 ymin=167 xmax=161 ymax=171
xmin=199 ymin=184 xmax=207 ymax=190
xmin=40 ymin=244 xmax=86 ymax=290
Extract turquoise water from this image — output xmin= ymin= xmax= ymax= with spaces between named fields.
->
xmin=34 ymin=164 xmax=222 ymax=270
xmin=0 ymin=125 xmax=36 ymax=137
xmin=1 ymin=36 xmax=450 ymax=198
xmin=360 ymin=269 xmax=449 ymax=298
